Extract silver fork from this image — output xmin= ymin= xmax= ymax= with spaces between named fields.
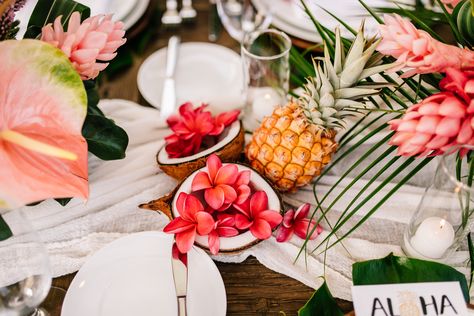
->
xmin=162 ymin=0 xmax=182 ymax=25
xmin=180 ymin=0 xmax=197 ymax=19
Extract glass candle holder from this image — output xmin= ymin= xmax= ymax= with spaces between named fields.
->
xmin=241 ymin=29 xmax=291 ymax=131
xmin=403 ymin=146 xmax=474 ymax=262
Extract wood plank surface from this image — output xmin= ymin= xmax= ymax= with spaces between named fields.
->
xmin=41 ymin=0 xmax=353 ymax=314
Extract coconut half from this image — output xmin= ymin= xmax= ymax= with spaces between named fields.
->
xmin=139 ymin=163 xmax=282 ymax=254
xmin=157 ymin=120 xmax=245 ymax=181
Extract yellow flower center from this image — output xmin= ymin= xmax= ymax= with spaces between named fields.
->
xmin=0 ymin=130 xmax=77 ymax=161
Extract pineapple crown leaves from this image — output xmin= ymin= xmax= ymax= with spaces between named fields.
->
xmin=299 ymin=23 xmax=395 ymax=130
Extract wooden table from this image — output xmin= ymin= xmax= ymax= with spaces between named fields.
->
xmin=42 ymin=1 xmax=353 ymax=314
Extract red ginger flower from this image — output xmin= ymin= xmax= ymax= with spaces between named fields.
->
xmin=163 ymin=192 xmax=215 ymax=253
xmin=208 ymin=214 xmax=239 ymax=255
xmin=41 ymin=12 xmax=126 ymax=80
xmin=388 ymin=68 xmax=474 ymax=156
xmin=234 ymin=191 xmax=282 ymax=240
xmin=276 ymin=203 xmax=322 ymax=243
xmin=192 ymin=154 xmax=247 ymax=210
xmin=378 ymin=14 xmax=474 ymax=77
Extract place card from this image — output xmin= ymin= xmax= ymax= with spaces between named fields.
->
xmin=352 ymin=282 xmax=468 ymax=316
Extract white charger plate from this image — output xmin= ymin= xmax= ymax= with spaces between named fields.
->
xmin=137 ymin=42 xmax=244 ymax=113
xmin=62 ymin=232 xmax=226 ymax=316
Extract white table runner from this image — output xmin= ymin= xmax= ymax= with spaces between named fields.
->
xmin=2 ymin=99 xmax=470 ymax=301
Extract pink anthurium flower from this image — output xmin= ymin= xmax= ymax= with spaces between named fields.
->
xmin=276 ymin=204 xmax=323 ymax=243
xmin=0 ymin=39 xmax=89 ymax=208
xmin=234 ymin=191 xmax=282 ymax=240
xmin=163 ymin=192 xmax=215 ymax=253
xmin=191 ymin=154 xmax=239 ymax=211
xmin=208 ymin=214 xmax=239 ymax=255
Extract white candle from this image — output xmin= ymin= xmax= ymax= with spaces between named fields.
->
xmin=251 ymin=88 xmax=283 ymax=121
xmin=410 ymin=217 xmax=455 ymax=259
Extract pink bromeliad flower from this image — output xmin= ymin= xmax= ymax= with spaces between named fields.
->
xmin=163 ymin=192 xmax=215 ymax=253
xmin=208 ymin=214 xmax=239 ymax=255
xmin=165 ymin=103 xmax=215 ymax=158
xmin=41 ymin=12 xmax=126 ymax=80
xmin=192 ymin=154 xmax=247 ymax=211
xmin=234 ymin=191 xmax=282 ymax=240
xmin=378 ymin=14 xmax=474 ymax=77
xmin=276 ymin=204 xmax=322 ymax=243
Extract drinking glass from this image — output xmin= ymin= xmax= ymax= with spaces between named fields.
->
xmin=0 ymin=209 xmax=52 ymax=316
xmin=216 ymin=0 xmax=272 ymax=42
xmin=403 ymin=146 xmax=474 ymax=262
xmin=241 ymin=29 xmax=291 ymax=130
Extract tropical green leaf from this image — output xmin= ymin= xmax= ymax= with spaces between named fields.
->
xmin=0 ymin=215 xmax=12 ymax=241
xmin=469 ymin=233 xmax=474 ymax=290
xmin=82 ymin=114 xmax=129 ymax=160
xmin=453 ymin=0 xmax=474 ymax=46
xmin=298 ymin=281 xmax=344 ymax=316
xmin=24 ymin=0 xmax=90 ymax=39
xmin=353 ymin=253 xmax=470 ymax=302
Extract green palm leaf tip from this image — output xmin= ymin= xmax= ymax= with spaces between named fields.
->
xmin=299 ymin=24 xmax=394 ymax=131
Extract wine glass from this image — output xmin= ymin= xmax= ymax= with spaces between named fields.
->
xmin=216 ymin=0 xmax=272 ymax=42
xmin=0 ymin=209 xmax=52 ymax=316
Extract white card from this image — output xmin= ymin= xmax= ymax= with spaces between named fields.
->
xmin=352 ymin=282 xmax=468 ymax=316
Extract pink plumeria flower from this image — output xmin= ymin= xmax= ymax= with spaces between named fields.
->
xmin=192 ymin=154 xmax=239 ymax=211
xmin=208 ymin=214 xmax=239 ymax=255
xmin=276 ymin=204 xmax=323 ymax=243
xmin=163 ymin=192 xmax=215 ymax=253
xmin=234 ymin=191 xmax=282 ymax=240
xmin=233 ymin=170 xmax=251 ymax=205
xmin=209 ymin=110 xmax=241 ymax=135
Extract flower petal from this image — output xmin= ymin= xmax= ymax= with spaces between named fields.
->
xmin=250 ymin=219 xmax=272 ymax=240
xmin=276 ymin=226 xmax=293 ymax=243
xmin=220 ymin=184 xmax=237 ymax=204
xmin=205 ymin=186 xmax=225 ymax=210
xmin=215 ymin=164 xmax=239 ymax=185
xmin=183 ymin=193 xmax=204 ymax=220
xmin=216 ymin=226 xmax=239 ymax=237
xmin=294 ymin=203 xmax=311 ymax=220
xmin=191 ymin=171 xmax=213 ymax=191
xmin=294 ymin=220 xmax=322 ymax=240
xmin=207 ymin=154 xmax=222 ymax=181
xmin=208 ymin=230 xmax=220 ymax=255
xmin=258 ymin=210 xmax=283 ymax=228
xmin=235 ymin=170 xmax=251 ymax=186
xmin=175 ymin=229 xmax=196 ymax=253
xmin=250 ymin=191 xmax=269 ymax=215
xmin=163 ymin=217 xmax=195 ymax=234
xmin=235 ymin=214 xmax=253 ymax=230
xmin=235 ymin=184 xmax=251 ymax=205
xmin=195 ymin=211 xmax=215 ymax=235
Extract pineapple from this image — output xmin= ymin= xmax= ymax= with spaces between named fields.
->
xmin=246 ymin=26 xmax=392 ymax=192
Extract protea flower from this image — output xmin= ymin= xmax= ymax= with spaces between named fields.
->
xmin=163 ymin=192 xmax=215 ymax=253
xmin=234 ymin=191 xmax=282 ymax=240
xmin=378 ymin=14 xmax=474 ymax=76
xmin=40 ymin=12 xmax=126 ymax=80
xmin=276 ymin=203 xmax=323 ymax=243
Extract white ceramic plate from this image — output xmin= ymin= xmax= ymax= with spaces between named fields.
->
xmin=137 ymin=42 xmax=244 ymax=113
xmin=62 ymin=232 xmax=226 ymax=316
xmin=78 ymin=0 xmax=137 ymax=21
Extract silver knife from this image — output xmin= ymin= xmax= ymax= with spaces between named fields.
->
xmin=172 ymin=250 xmax=188 ymax=316
xmin=159 ymin=36 xmax=180 ymax=118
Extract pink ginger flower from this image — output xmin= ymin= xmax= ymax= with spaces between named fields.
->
xmin=192 ymin=154 xmax=241 ymax=210
xmin=440 ymin=0 xmax=462 ymax=12
xmin=41 ymin=12 xmax=126 ymax=80
xmin=165 ymin=103 xmax=215 ymax=158
xmin=163 ymin=192 xmax=215 ymax=253
xmin=208 ymin=214 xmax=239 ymax=255
xmin=389 ymin=68 xmax=474 ymax=157
xmin=234 ymin=191 xmax=282 ymax=240
xmin=378 ymin=14 xmax=474 ymax=77
xmin=276 ymin=203 xmax=323 ymax=243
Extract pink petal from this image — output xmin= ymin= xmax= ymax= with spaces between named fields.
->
xmin=233 ymin=199 xmax=251 ymax=217
xmin=195 ymin=212 xmax=215 ymax=235
xmin=276 ymin=226 xmax=293 ymax=243
xmin=215 ymin=164 xmax=239 ymax=185
xmin=207 ymin=154 xmax=222 ymax=181
xmin=235 ymin=214 xmax=253 ymax=230
xmin=218 ymin=216 xmax=235 ymax=227
xmin=435 ymin=117 xmax=460 ymax=137
xmin=220 ymin=184 xmax=237 ymax=204
xmin=416 ymin=116 xmax=440 ymax=134
xmin=294 ymin=203 xmax=311 ymax=220
xmin=205 ymin=186 xmax=225 ymax=210
xmin=208 ymin=230 xmax=220 ymax=255
xmin=439 ymin=96 xmax=466 ymax=118
xmin=216 ymin=226 xmax=239 ymax=237
xmin=282 ymin=209 xmax=295 ymax=228
xmin=163 ymin=217 xmax=195 ymax=234
xmin=183 ymin=193 xmax=204 ymax=221
xmin=250 ymin=219 xmax=272 ymax=240
xmin=175 ymin=229 xmax=196 ymax=253
xmin=258 ymin=210 xmax=283 ymax=228
xmin=235 ymin=170 xmax=251 ymax=186
xmin=235 ymin=184 xmax=251 ymax=205
xmin=426 ymin=135 xmax=450 ymax=149
xmin=294 ymin=220 xmax=321 ymax=240
xmin=215 ymin=110 xmax=240 ymax=126
xmin=191 ymin=171 xmax=212 ymax=191
xmin=250 ymin=191 xmax=269 ymax=215
xmin=458 ymin=118 xmax=474 ymax=144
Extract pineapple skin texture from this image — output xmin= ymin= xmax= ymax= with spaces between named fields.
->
xmin=246 ymin=102 xmax=338 ymax=192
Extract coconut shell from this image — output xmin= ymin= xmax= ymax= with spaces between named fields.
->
xmin=157 ymin=122 xmax=245 ymax=181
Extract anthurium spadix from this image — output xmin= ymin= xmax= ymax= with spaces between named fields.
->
xmin=0 ymin=39 xmax=89 ymax=208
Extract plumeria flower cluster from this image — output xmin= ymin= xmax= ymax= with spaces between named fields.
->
xmin=165 ymin=103 xmax=240 ymax=158
xmin=41 ymin=12 xmax=126 ymax=80
xmin=378 ymin=14 xmax=474 ymax=77
xmin=163 ymin=155 xmax=323 ymax=255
